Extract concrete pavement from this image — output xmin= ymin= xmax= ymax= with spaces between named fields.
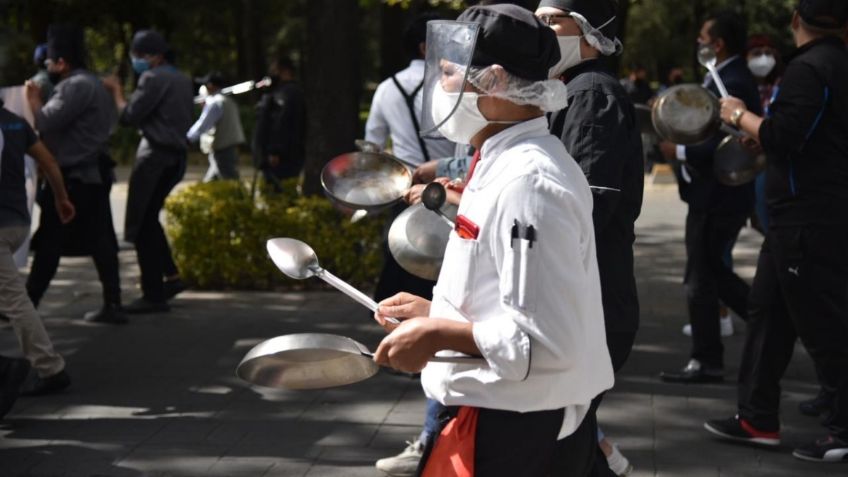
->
xmin=0 ymin=173 xmax=842 ymax=476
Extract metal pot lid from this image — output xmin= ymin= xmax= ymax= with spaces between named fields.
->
xmin=388 ymin=202 xmax=458 ymax=281
xmin=714 ymin=135 xmax=767 ymax=186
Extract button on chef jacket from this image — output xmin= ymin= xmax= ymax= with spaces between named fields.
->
xmin=421 ymin=117 xmax=615 ymax=439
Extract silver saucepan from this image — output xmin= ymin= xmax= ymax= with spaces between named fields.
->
xmin=236 ymin=333 xmax=484 ymax=390
xmin=651 ymin=84 xmax=722 ymax=145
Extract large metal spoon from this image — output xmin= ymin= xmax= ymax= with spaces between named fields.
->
xmin=421 ymin=183 xmax=455 ymax=228
xmin=267 ymin=238 xmax=399 ymax=324
xmin=697 ymin=45 xmax=730 ymax=98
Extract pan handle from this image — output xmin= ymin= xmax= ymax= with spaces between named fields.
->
xmin=314 ymin=269 xmax=400 ymax=325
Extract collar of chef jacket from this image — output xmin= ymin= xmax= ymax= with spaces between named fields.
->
xmin=466 ymin=116 xmax=551 ymax=192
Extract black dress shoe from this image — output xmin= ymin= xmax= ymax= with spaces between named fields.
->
xmin=0 ymin=356 xmax=31 ymax=418
xmin=123 ymin=297 xmax=170 ymax=314
xmin=84 ymin=303 xmax=128 ymax=324
xmin=20 ymin=369 xmax=71 ymax=397
xmin=660 ymin=359 xmax=724 ymax=384
xmin=799 ymin=388 xmax=835 ymax=417
xmin=163 ymin=278 xmax=188 ymax=301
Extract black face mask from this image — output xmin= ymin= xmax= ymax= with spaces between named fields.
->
xmin=47 ymin=71 xmax=63 ymax=85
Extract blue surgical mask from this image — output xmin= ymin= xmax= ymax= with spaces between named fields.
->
xmin=131 ymin=56 xmax=150 ymax=74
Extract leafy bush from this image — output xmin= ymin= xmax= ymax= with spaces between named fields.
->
xmin=164 ymin=179 xmax=384 ymax=290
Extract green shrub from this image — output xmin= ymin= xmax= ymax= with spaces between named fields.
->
xmin=164 ymin=179 xmax=384 ymax=290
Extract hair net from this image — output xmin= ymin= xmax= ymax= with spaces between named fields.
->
xmin=466 ymin=64 xmax=569 ymax=112
xmin=569 ymin=12 xmax=622 ymax=56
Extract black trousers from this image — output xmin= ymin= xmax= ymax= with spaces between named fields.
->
xmin=684 ymin=211 xmax=751 ymax=368
xmin=135 ymin=163 xmax=182 ymax=303
xmin=737 ymin=227 xmax=848 ymax=439
xmin=27 ymin=180 xmax=121 ymax=306
xmin=418 ymin=406 xmax=597 ymax=477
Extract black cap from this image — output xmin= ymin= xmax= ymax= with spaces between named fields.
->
xmin=797 ymin=0 xmax=848 ymax=29
xmin=46 ymin=24 xmax=86 ymax=67
xmin=457 ymin=4 xmax=560 ymax=81
xmin=131 ymin=29 xmax=168 ymax=56
xmin=537 ymin=0 xmax=619 ymax=39
xmin=196 ymin=71 xmax=225 ymax=87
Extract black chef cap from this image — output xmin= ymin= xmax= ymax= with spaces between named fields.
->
xmin=457 ymin=3 xmax=560 ymax=81
xmin=131 ymin=30 xmax=168 ymax=56
xmin=797 ymin=0 xmax=848 ymax=29
xmin=537 ymin=0 xmax=619 ymax=39
xmin=46 ymin=24 xmax=86 ymax=67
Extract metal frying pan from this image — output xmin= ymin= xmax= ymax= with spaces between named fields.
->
xmin=651 ymin=84 xmax=722 ymax=145
xmin=713 ymin=135 xmax=767 ymax=186
xmin=236 ymin=333 xmax=483 ymax=390
xmin=321 ymin=151 xmax=418 ymax=213
xmin=388 ymin=202 xmax=458 ymax=280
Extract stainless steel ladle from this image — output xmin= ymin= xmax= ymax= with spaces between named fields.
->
xmin=266 ymin=238 xmax=399 ymax=324
xmin=421 ymin=183 xmax=455 ymax=228
xmin=697 ymin=44 xmax=730 ymax=98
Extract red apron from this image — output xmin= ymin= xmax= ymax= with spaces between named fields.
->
xmin=421 ymin=406 xmax=480 ymax=477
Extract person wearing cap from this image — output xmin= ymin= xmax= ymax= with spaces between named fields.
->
xmin=657 ymin=11 xmax=762 ymax=385
xmin=102 ymin=29 xmax=193 ymax=314
xmin=703 ymin=0 xmax=848 ymax=463
xmin=1 ymin=99 xmax=75 ymax=398
xmin=23 ymin=24 xmax=127 ymax=328
xmin=187 ymin=72 xmax=246 ymax=182
xmin=535 ymin=1 xmax=643 ymax=474
xmin=372 ymin=5 xmax=612 ymax=475
xmin=252 ymin=56 xmax=306 ymax=191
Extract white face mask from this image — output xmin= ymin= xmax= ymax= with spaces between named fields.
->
xmin=431 ymin=82 xmax=491 ymax=144
xmin=549 ymin=35 xmax=583 ymax=78
xmin=747 ymin=54 xmax=776 ymax=78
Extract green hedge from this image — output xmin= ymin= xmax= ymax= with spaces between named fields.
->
xmin=164 ymin=179 xmax=384 ymax=290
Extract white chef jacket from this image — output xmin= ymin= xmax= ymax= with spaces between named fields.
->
xmin=364 ymin=60 xmax=456 ymax=166
xmin=421 ymin=117 xmax=614 ymax=439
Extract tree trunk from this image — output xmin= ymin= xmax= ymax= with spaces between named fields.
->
xmin=610 ymin=0 xmax=631 ymax=75
xmin=301 ymin=0 xmax=361 ymax=196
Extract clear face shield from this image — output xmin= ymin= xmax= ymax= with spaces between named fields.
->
xmin=419 ymin=21 xmax=480 ymax=139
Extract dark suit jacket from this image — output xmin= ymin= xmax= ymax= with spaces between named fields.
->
xmin=677 ymin=56 xmax=762 ymax=216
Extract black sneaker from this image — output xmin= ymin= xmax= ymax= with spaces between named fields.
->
xmin=703 ymin=415 xmax=780 ymax=447
xmin=83 ymin=303 xmax=128 ymax=324
xmin=792 ymin=435 xmax=848 ymax=462
xmin=124 ymin=297 xmax=170 ymax=314
xmin=20 ymin=369 xmax=71 ymax=397
xmin=798 ymin=388 xmax=834 ymax=417
xmin=0 ymin=356 xmax=31 ymax=418
xmin=163 ymin=278 xmax=188 ymax=301
xmin=660 ymin=359 xmax=724 ymax=384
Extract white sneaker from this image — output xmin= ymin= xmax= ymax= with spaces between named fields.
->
xmin=605 ymin=443 xmax=634 ymax=476
xmin=682 ymin=315 xmax=734 ymax=337
xmin=375 ymin=439 xmax=424 ymax=476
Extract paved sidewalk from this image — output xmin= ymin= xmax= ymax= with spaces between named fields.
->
xmin=0 ymin=178 xmax=842 ymax=476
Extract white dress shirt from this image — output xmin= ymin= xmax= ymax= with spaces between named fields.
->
xmin=421 ymin=117 xmax=614 ymax=439
xmin=364 ymin=60 xmax=456 ymax=165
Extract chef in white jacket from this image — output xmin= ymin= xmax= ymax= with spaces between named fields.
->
xmin=372 ymin=5 xmax=614 ymax=476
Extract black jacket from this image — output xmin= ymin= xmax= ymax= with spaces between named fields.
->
xmin=759 ymin=36 xmax=848 ymax=228
xmin=549 ymin=59 xmax=644 ymax=334
xmin=253 ymin=80 xmax=307 ymax=179
xmin=677 ymin=56 xmax=762 ymax=216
